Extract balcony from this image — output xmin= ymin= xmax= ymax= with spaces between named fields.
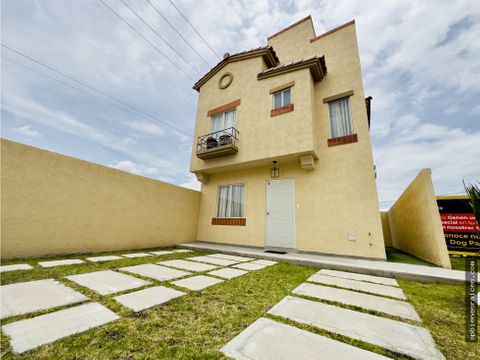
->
xmin=196 ymin=127 xmax=239 ymax=160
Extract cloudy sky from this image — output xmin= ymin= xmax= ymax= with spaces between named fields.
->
xmin=1 ymin=0 xmax=479 ymax=209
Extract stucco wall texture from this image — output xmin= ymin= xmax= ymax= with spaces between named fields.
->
xmin=387 ymin=169 xmax=451 ymax=268
xmin=381 ymin=212 xmax=392 ymax=247
xmin=0 ymin=139 xmax=201 ymax=260
xmin=192 ymin=19 xmax=386 ymax=259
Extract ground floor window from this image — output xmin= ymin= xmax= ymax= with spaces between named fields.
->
xmin=217 ymin=184 xmax=244 ymax=217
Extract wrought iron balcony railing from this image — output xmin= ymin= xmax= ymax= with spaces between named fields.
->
xmin=196 ymin=127 xmax=239 ymax=159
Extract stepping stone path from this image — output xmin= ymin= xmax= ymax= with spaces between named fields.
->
xmin=293 ymin=282 xmax=421 ymax=321
xmin=1 ymin=279 xmax=88 ymax=319
xmin=189 ymin=256 xmax=239 ymax=266
xmin=120 ymin=264 xmax=191 ymax=282
xmin=2 ymin=302 xmax=118 ymax=354
xmin=0 ymin=264 xmax=33 ymax=273
xmin=38 ymin=259 xmax=84 ymax=268
xmin=208 ymin=253 xmax=254 ymax=262
xmin=222 ymin=317 xmax=390 ymax=360
xmin=308 ymin=273 xmax=406 ymax=300
xmin=67 ymin=270 xmax=150 ymax=295
xmin=208 ymin=268 xmax=248 ymax=279
xmin=122 ymin=252 xmax=152 ymax=258
xmin=114 ymin=286 xmax=185 ymax=312
xmin=171 ymin=275 xmax=224 ymax=291
xmin=253 ymin=259 xmax=278 ymax=266
xmin=86 ymin=255 xmax=123 ymax=262
xmin=150 ymin=250 xmax=175 ymax=256
xmin=226 ymin=268 xmax=444 ymax=360
xmin=269 ymin=296 xmax=444 ymax=360
xmin=234 ymin=262 xmax=268 ymax=271
xmin=318 ymin=269 xmax=399 ymax=287
xmin=1 ymin=250 xmax=267 ymax=354
xmin=158 ymin=259 xmax=217 ymax=272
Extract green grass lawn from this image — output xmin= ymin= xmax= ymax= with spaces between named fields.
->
xmin=1 ymin=248 xmax=478 ymax=359
xmin=385 ymin=247 xmax=436 ymax=267
xmin=385 ymin=247 xmax=476 ymax=272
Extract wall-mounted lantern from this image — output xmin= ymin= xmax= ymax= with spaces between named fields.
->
xmin=270 ymin=161 xmax=280 ymax=179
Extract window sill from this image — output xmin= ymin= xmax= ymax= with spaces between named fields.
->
xmin=211 ymin=218 xmax=246 ymax=226
xmin=327 ymin=133 xmax=358 ymax=147
xmin=271 ymin=103 xmax=294 ymax=117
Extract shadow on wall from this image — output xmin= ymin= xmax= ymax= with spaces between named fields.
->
xmin=0 ymin=139 xmax=201 ymax=260
xmin=381 ymin=169 xmax=451 ymax=269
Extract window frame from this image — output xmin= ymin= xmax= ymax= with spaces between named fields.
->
xmin=216 ymin=183 xmax=245 ymax=218
xmin=327 ymin=96 xmax=354 ymax=138
xmin=211 ymin=109 xmax=236 ymax=134
xmin=272 ymin=87 xmax=292 ymax=109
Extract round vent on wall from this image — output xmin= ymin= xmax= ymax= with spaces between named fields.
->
xmin=218 ymin=72 xmax=233 ymax=89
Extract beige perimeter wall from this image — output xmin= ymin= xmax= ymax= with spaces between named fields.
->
xmin=380 ymin=212 xmax=392 ymax=247
xmin=387 ymin=169 xmax=451 ymax=268
xmin=1 ymin=139 xmax=201 ymax=260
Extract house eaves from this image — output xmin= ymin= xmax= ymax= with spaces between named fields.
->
xmin=257 ymin=55 xmax=327 ymax=82
xmin=193 ymin=46 xmax=279 ymax=91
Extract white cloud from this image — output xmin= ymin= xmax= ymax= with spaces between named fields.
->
xmin=127 ymin=120 xmax=165 ymax=136
xmin=178 ymin=172 xmax=201 ymax=191
xmin=13 ymin=125 xmax=41 ymax=138
xmin=1 ymin=0 xmax=479 ymax=206
xmin=470 ymin=104 xmax=480 ymax=115
xmin=111 ymin=160 xmax=159 ymax=176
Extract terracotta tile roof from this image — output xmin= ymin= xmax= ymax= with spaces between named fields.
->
xmin=257 ymin=55 xmax=327 ymax=81
xmin=192 ymin=46 xmax=279 ymax=91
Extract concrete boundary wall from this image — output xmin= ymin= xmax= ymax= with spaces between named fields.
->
xmin=0 ymin=139 xmax=201 ymax=260
xmin=386 ymin=169 xmax=451 ymax=269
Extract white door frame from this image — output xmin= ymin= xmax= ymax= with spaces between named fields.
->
xmin=264 ymin=178 xmax=296 ymax=250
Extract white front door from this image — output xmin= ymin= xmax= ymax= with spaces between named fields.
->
xmin=266 ymin=179 xmax=295 ymax=249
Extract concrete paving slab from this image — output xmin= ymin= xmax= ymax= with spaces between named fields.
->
xmin=86 ymin=255 xmax=123 ymax=262
xmin=253 ymin=259 xmax=278 ymax=266
xmin=150 ymin=250 xmax=175 ymax=256
xmin=122 ymin=252 xmax=152 ymax=258
xmin=179 ymin=242 xmax=475 ymax=284
xmin=114 ymin=285 xmax=185 ymax=312
xmin=171 ymin=275 xmax=224 ymax=291
xmin=66 ymin=270 xmax=150 ymax=295
xmin=233 ymin=262 xmax=268 ymax=271
xmin=2 ymin=302 xmax=119 ymax=354
xmin=189 ymin=256 xmax=238 ymax=266
xmin=208 ymin=268 xmax=248 ymax=279
xmin=120 ymin=264 xmax=191 ymax=282
xmin=0 ymin=279 xmax=88 ymax=319
xmin=221 ymin=317 xmax=391 ymax=360
xmin=269 ymin=296 xmax=444 ymax=360
xmin=171 ymin=249 xmax=193 ymax=253
xmin=0 ymin=264 xmax=33 ymax=273
xmin=319 ymin=269 xmax=399 ymax=287
xmin=308 ymin=273 xmax=406 ymax=300
xmin=208 ymin=253 xmax=254 ymax=262
xmin=38 ymin=259 xmax=85 ymax=268
xmin=293 ymin=283 xmax=421 ymax=321
xmin=158 ymin=259 xmax=218 ymax=272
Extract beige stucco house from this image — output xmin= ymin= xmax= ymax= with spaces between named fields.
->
xmin=190 ymin=16 xmax=386 ymax=260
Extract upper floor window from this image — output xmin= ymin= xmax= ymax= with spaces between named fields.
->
xmin=328 ymin=97 xmax=353 ymax=138
xmin=212 ymin=109 xmax=236 ymax=134
xmin=217 ymin=184 xmax=244 ymax=218
xmin=273 ymin=88 xmax=291 ymax=109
